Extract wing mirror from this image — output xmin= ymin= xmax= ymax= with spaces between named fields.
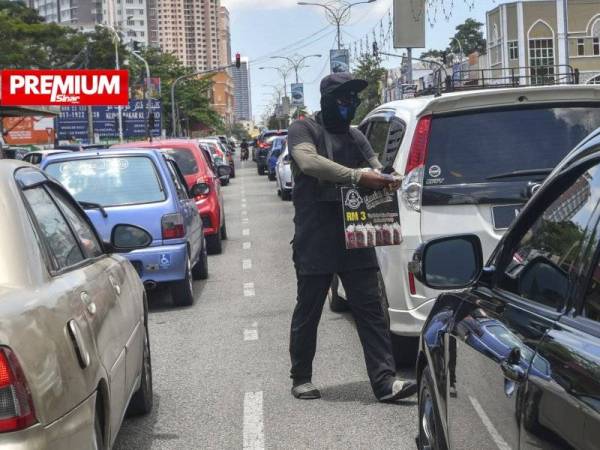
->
xmin=190 ymin=183 xmax=210 ymax=198
xmin=408 ymin=234 xmax=483 ymax=290
xmin=106 ymin=224 xmax=153 ymax=253
xmin=217 ymin=165 xmax=232 ymax=178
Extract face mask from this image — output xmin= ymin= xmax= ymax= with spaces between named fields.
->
xmin=337 ymin=104 xmax=356 ymax=122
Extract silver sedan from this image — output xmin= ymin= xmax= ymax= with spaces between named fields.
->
xmin=275 ymin=144 xmax=293 ymax=201
xmin=0 ymin=161 xmax=152 ymax=449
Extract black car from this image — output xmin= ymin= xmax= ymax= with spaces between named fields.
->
xmin=255 ymin=130 xmax=287 ymax=175
xmin=411 ymin=128 xmax=600 ymax=450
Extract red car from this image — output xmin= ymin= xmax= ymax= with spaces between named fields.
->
xmin=113 ymin=139 xmax=229 ymax=254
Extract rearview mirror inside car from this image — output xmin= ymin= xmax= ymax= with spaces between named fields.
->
xmin=217 ymin=165 xmax=232 ymax=177
xmin=110 ymin=224 xmax=152 ymax=252
xmin=409 ymin=234 xmax=483 ymax=290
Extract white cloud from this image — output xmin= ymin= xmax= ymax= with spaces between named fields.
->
xmin=220 ymin=0 xmax=299 ymax=9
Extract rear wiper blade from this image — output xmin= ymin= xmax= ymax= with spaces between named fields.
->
xmin=79 ymin=201 xmax=108 ymax=218
xmin=486 ymin=168 xmax=553 ymax=181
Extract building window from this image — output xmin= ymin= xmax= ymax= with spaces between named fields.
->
xmin=508 ymin=41 xmax=519 ymax=60
xmin=529 ymin=38 xmax=555 ymax=85
xmin=594 ymin=37 xmax=600 ymax=56
xmin=578 ymin=38 xmax=585 ymax=56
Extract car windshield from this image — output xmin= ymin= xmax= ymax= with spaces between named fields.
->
xmin=45 ymin=156 xmax=166 ymax=207
xmin=160 ymin=147 xmax=199 ymax=175
xmin=425 ymin=105 xmax=600 ymax=186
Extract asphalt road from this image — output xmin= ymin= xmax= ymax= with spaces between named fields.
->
xmin=114 ymin=160 xmax=418 ymax=450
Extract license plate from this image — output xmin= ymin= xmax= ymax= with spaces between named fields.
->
xmin=492 ymin=204 xmax=524 ymax=230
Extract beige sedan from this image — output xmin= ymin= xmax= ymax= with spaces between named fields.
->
xmin=0 ymin=160 xmax=153 ymax=449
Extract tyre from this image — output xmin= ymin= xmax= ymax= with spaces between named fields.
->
xmin=206 ymin=230 xmax=222 ymax=254
xmin=328 ymin=275 xmax=350 ymax=312
xmin=258 ymin=166 xmax=265 ymax=176
xmin=281 ymin=190 xmax=292 ymax=201
xmin=171 ymin=256 xmax=194 ymax=306
xmin=192 ymin=242 xmax=209 ymax=280
xmin=230 ymin=166 xmax=236 ymax=178
xmin=418 ymin=366 xmax=448 ymax=450
xmin=221 ymin=177 xmax=230 ymax=186
xmin=377 ymin=272 xmax=418 ymax=367
xmin=221 ymin=215 xmax=228 ymax=240
xmin=127 ymin=314 xmax=153 ymax=415
xmin=268 ymin=172 xmax=276 ymax=181
xmin=93 ymin=398 xmax=104 ymax=450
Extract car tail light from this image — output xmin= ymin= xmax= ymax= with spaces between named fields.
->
xmin=162 ymin=213 xmax=185 ymax=240
xmin=402 ymin=115 xmax=432 ymax=212
xmin=0 ymin=347 xmax=36 ymax=433
xmin=408 ymin=271 xmax=417 ymax=295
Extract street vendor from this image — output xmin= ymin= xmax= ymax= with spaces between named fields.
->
xmin=287 ymin=72 xmax=416 ymax=402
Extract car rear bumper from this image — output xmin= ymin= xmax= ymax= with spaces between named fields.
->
xmin=0 ymin=392 xmax=96 ymax=450
xmin=196 ymin=198 xmax=220 ymax=236
xmin=125 ymin=242 xmax=188 ymax=284
xmin=388 ymin=298 xmax=436 ymax=337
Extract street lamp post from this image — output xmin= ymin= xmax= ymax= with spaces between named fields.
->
xmin=270 ymin=54 xmax=322 ymax=83
xmin=99 ymin=24 xmax=124 ymax=142
xmin=259 ymin=66 xmax=292 ymax=98
xmin=130 ymin=50 xmax=151 ymax=140
xmin=450 ymin=37 xmax=465 ymax=62
xmin=297 ymin=0 xmax=376 ymax=50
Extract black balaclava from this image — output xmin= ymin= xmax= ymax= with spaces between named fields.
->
xmin=320 ymin=91 xmax=359 ymax=134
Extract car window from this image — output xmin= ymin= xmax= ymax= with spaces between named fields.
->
xmin=50 ymin=187 xmax=104 ymax=259
xmin=498 ymin=165 xmax=600 ymax=310
xmin=366 ymin=121 xmax=390 ymax=161
xmin=23 ymin=186 xmax=84 ymax=270
xmin=161 ymin=147 xmax=199 ymax=175
xmin=45 ymin=156 xmax=166 ymax=207
xmin=381 ymin=120 xmax=405 ymax=168
xmin=425 ymin=106 xmax=600 ymax=186
xmin=166 ymin=159 xmax=189 ymax=200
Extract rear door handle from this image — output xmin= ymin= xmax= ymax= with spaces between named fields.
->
xmin=109 ymin=275 xmax=121 ymax=296
xmin=80 ymin=291 xmax=97 ymax=315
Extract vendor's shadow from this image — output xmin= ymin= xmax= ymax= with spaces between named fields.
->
xmin=320 ymin=381 xmax=417 ymax=407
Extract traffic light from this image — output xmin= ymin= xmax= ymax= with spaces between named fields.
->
xmin=373 ymin=41 xmax=379 ymax=59
xmin=132 ymin=40 xmax=142 ymax=51
xmin=235 ymin=53 xmax=241 ymax=68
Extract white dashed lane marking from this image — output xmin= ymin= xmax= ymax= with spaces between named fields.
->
xmin=243 ymin=391 xmax=264 ymax=450
xmin=243 ymin=282 xmax=255 ymax=297
xmin=243 ymin=329 xmax=258 ymax=341
xmin=243 ymin=259 xmax=252 ymax=270
xmin=243 ymin=229 xmax=250 ymax=236
xmin=243 ymin=242 xmax=252 ymax=250
xmin=242 ymin=218 xmax=249 ymax=224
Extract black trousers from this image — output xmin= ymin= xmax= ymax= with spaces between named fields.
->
xmin=289 ymin=268 xmax=396 ymax=399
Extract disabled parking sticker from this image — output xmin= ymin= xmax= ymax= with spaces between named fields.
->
xmin=159 ymin=254 xmax=171 ymax=269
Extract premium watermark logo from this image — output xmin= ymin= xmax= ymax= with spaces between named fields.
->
xmin=0 ymin=70 xmax=129 ymax=106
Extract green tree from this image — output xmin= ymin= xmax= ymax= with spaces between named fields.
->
xmin=230 ymin=122 xmax=251 ymax=140
xmin=352 ymin=53 xmax=386 ymax=124
xmin=449 ymin=18 xmax=486 ymax=56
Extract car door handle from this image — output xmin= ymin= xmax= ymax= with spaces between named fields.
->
xmin=109 ymin=275 xmax=121 ymax=296
xmin=501 ymin=360 xmax=526 ymax=382
xmin=80 ymin=291 xmax=97 ymax=315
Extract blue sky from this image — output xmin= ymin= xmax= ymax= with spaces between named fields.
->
xmin=222 ymin=0 xmax=498 ymax=121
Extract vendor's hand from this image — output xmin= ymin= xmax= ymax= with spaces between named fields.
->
xmin=358 ymin=171 xmax=397 ymax=190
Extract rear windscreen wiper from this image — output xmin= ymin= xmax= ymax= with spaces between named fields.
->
xmin=79 ymin=201 xmax=108 ymax=218
xmin=486 ymin=168 xmax=553 ymax=181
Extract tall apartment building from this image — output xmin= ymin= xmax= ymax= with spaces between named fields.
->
xmin=233 ymin=57 xmax=252 ymax=121
xmin=212 ymin=71 xmax=235 ymax=125
xmin=486 ymin=0 xmax=600 ymax=84
xmin=24 ymin=0 xmax=149 ymax=46
xmin=218 ymin=6 xmax=231 ymax=66
xmin=151 ymin=0 xmax=222 ymax=71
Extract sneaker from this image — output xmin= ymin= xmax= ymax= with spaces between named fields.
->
xmin=291 ymin=382 xmax=321 ymax=400
xmin=379 ymin=379 xmax=417 ymax=402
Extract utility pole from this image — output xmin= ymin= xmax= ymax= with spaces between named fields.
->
xmin=131 ymin=49 xmax=151 ymax=140
xmin=99 ymin=24 xmax=124 ymax=142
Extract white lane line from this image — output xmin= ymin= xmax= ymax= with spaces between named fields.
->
xmin=243 ymin=259 xmax=252 ymax=270
xmin=243 ymin=329 xmax=258 ymax=341
xmin=242 ymin=228 xmax=250 ymax=236
xmin=242 ymin=218 xmax=249 ymax=224
xmin=243 ymin=242 xmax=252 ymax=250
xmin=241 ymin=210 xmax=248 ymax=216
xmin=243 ymin=282 xmax=255 ymax=297
xmin=469 ymin=396 xmax=512 ymax=450
xmin=243 ymin=391 xmax=264 ymax=450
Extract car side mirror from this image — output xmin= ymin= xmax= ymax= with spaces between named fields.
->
xmin=217 ymin=165 xmax=231 ymax=177
xmin=189 ymin=182 xmax=210 ymax=198
xmin=110 ymin=224 xmax=152 ymax=252
xmin=408 ymin=234 xmax=483 ymax=290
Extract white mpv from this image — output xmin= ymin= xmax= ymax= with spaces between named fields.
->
xmin=330 ymin=85 xmax=600 ymax=364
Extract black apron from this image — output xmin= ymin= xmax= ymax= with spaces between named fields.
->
xmin=291 ymin=117 xmax=379 ymax=275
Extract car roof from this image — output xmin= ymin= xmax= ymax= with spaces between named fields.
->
xmin=368 ymin=85 xmax=600 ymax=119
xmin=43 ymin=148 xmax=164 ymax=165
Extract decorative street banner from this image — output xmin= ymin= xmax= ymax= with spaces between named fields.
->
xmin=290 ymin=83 xmax=304 ymax=106
xmin=330 ymin=49 xmax=350 ymax=74
xmin=341 ymin=186 xmax=402 ymax=249
xmin=55 ymin=99 xmax=161 ymax=141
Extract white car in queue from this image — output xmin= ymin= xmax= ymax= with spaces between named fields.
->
xmin=276 ymin=143 xmax=293 ymax=201
xmin=329 ymin=84 xmax=600 ymax=365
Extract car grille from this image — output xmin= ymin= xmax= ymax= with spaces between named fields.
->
xmin=202 ymin=215 xmax=212 ymax=228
